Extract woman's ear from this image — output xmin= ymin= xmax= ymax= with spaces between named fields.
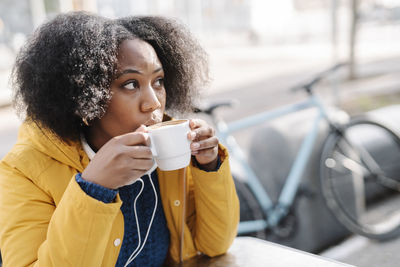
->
xmin=75 ymin=110 xmax=90 ymax=126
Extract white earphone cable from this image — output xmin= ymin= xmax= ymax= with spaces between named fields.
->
xmin=122 ymin=178 xmax=144 ymax=266
xmin=81 ymin=134 xmax=159 ymax=266
xmin=124 ymin=173 xmax=158 ymax=266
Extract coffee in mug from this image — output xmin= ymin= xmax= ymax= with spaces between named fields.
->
xmin=147 ymin=119 xmax=191 ymax=171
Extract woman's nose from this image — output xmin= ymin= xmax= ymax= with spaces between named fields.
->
xmin=140 ymin=86 xmax=161 ymax=112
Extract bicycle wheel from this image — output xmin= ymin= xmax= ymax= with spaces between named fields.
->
xmin=233 ymin=176 xmax=265 ymax=237
xmin=320 ymin=117 xmax=400 ymax=240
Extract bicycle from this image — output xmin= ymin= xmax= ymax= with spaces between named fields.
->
xmin=194 ymin=63 xmax=400 ymax=241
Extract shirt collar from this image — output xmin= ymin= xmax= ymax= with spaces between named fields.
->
xmin=80 ymin=134 xmax=96 ymax=160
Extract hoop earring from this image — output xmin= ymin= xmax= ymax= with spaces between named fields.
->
xmin=82 ymin=117 xmax=89 ymax=126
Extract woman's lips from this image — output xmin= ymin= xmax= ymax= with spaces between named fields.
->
xmin=144 ymin=112 xmax=163 ymax=126
xmin=144 ymin=118 xmax=161 ymax=127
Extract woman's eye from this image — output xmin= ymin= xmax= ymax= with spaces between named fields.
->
xmin=122 ymin=80 xmax=139 ymax=90
xmin=154 ymin=78 xmax=164 ymax=87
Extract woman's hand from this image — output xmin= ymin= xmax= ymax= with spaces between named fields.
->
xmin=188 ymin=119 xmax=219 ymax=171
xmin=81 ymin=126 xmax=154 ymax=189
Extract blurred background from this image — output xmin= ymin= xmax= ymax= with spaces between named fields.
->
xmin=1 ymin=0 xmax=399 ymax=108
xmin=0 ymin=1 xmax=400 ymax=266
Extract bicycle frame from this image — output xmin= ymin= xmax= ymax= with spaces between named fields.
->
xmin=216 ymin=95 xmax=331 ymax=234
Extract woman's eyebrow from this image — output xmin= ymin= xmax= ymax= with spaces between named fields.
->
xmin=153 ymin=67 xmax=163 ymax=73
xmin=115 ymin=69 xmax=140 ymax=79
xmin=115 ymin=67 xmax=163 ymax=79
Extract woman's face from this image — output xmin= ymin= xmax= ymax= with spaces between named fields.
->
xmin=88 ymin=38 xmax=166 ymax=149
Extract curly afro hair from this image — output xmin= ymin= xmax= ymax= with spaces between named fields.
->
xmin=116 ymin=16 xmax=210 ymax=115
xmin=12 ymin=12 xmax=209 ymax=142
xmin=12 ymin=11 xmax=129 ymax=141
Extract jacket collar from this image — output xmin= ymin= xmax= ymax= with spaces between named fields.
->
xmin=17 ymin=121 xmax=89 ymax=172
xmin=16 ymin=114 xmax=173 ymax=173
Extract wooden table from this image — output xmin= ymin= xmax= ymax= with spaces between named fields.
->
xmin=169 ymin=237 xmax=354 ymax=267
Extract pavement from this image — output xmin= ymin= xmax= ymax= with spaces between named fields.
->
xmin=321 ymin=235 xmax=400 ymax=267
xmin=1 ymin=35 xmax=400 ymax=266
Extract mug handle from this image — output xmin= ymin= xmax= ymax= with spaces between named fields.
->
xmin=147 ymin=133 xmax=158 ymax=157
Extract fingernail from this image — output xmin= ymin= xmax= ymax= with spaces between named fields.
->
xmin=190 ymin=132 xmax=196 ymax=139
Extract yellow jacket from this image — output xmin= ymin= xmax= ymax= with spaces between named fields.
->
xmin=0 ymin=122 xmax=239 ymax=266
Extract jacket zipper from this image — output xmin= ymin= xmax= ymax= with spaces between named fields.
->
xmin=180 ymin=167 xmax=187 ymax=262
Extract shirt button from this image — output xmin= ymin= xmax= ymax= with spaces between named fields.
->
xmin=114 ymin=238 xmax=121 ymax=246
xmin=174 ymin=200 xmax=180 ymax=206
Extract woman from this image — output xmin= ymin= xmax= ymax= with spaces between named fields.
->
xmin=0 ymin=11 xmax=239 ymax=266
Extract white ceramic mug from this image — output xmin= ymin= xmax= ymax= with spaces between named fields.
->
xmin=147 ymin=119 xmax=191 ymax=171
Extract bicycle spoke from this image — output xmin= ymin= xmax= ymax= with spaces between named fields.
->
xmin=328 ymin=150 xmax=367 ymax=176
xmin=353 ymin=174 xmax=366 ymax=220
xmin=341 ymin=132 xmax=386 ymax=177
xmin=327 ymin=149 xmax=367 ymax=220
xmin=336 ymin=137 xmax=362 ymax=164
xmin=340 ymin=134 xmax=400 ymax=192
xmin=377 ymin=174 xmax=400 ymax=192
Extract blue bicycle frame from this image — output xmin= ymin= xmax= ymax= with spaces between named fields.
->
xmin=216 ymin=95 xmax=331 ymax=234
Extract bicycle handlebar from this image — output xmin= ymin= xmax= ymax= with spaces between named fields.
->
xmin=290 ymin=62 xmax=347 ymax=94
xmin=193 ymin=99 xmax=239 ymax=115
xmin=194 ymin=62 xmax=347 ymax=116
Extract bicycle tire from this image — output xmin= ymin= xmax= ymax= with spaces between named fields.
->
xmin=233 ymin=176 xmax=265 ymax=237
xmin=320 ymin=117 xmax=400 ymax=240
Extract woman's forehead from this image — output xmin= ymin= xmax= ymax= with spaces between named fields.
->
xmin=117 ymin=39 xmax=162 ymax=69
